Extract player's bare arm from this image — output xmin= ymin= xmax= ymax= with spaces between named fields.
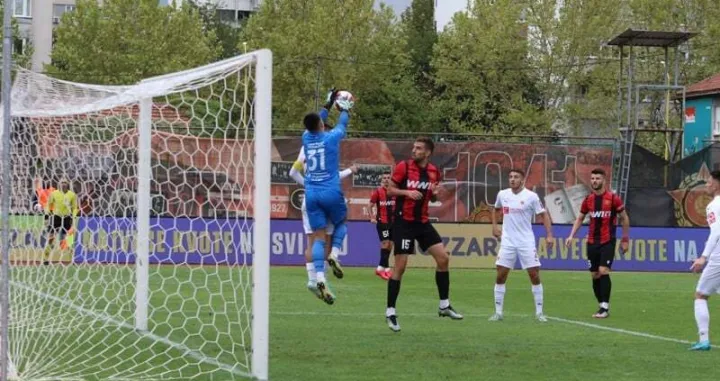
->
xmin=565 ymin=212 xmax=586 ymax=248
xmin=368 ymin=201 xmax=377 ymax=224
xmin=539 ymin=211 xmax=554 ymax=248
xmin=691 ymin=208 xmax=720 ymax=273
xmin=618 ymin=210 xmax=630 ymax=253
xmin=430 ymin=182 xmax=439 ymax=203
xmin=491 ymin=206 xmax=501 ymax=240
xmin=368 ymin=187 xmax=378 ymax=224
xmin=691 ymin=256 xmax=708 ymax=273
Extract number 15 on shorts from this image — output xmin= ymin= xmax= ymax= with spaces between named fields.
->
xmin=401 ymin=239 xmax=411 ymax=251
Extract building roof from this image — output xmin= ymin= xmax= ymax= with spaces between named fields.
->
xmin=607 ymin=29 xmax=696 ymax=48
xmin=686 ymin=73 xmax=720 ymax=99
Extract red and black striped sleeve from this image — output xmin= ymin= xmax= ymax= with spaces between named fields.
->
xmin=580 ymin=194 xmax=591 ymax=214
xmin=391 ymin=161 xmax=407 ymax=186
xmin=612 ymin=193 xmax=625 ymax=213
xmin=370 ymin=189 xmax=378 ymax=204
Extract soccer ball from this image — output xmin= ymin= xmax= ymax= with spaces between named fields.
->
xmin=335 ymin=91 xmax=355 ymax=111
xmin=336 ymin=90 xmax=354 ymax=102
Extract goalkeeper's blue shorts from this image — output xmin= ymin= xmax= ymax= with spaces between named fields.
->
xmin=304 ymin=188 xmax=346 ymax=232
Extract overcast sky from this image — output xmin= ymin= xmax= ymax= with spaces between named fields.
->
xmin=377 ymin=0 xmax=468 ymax=30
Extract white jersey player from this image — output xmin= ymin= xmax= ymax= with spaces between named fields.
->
xmin=288 ymin=146 xmax=355 ymax=294
xmin=689 ymin=170 xmax=720 ymax=351
xmin=490 ymin=169 xmax=554 ymax=322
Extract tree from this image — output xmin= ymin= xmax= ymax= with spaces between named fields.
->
xmin=431 ymin=0 xmax=549 ymax=135
xmin=522 ymin=0 xmax=624 ymax=137
xmin=186 ymin=0 xmax=243 ymax=60
xmin=47 ymin=0 xmax=220 ymax=85
xmin=401 ymin=0 xmax=437 ymax=80
xmin=394 ymin=0 xmax=441 ymax=133
xmin=621 ymin=0 xmax=720 ymax=84
xmin=241 ymin=0 xmax=428 ymax=132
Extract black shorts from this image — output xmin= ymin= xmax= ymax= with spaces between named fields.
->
xmin=587 ymin=240 xmax=616 ymax=272
xmin=48 ymin=215 xmax=72 ymax=235
xmin=392 ymin=220 xmax=442 ymax=255
xmin=376 ymin=223 xmax=392 ymax=242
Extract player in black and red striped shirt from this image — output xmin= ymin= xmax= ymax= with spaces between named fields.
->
xmin=369 ymin=172 xmax=395 ymax=280
xmin=384 ymin=137 xmax=463 ymax=332
xmin=566 ymin=168 xmax=631 ymax=319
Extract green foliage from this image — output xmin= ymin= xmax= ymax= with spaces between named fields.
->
xmin=47 ymin=0 xmax=220 ymax=85
xmin=431 ymin=0 xmax=549 ymax=134
xmin=401 ymin=0 xmax=437 ymax=78
xmin=38 ymin=0 xmax=720 ymax=145
xmin=241 ymin=0 xmax=431 ymax=132
xmin=186 ymin=0 xmax=244 ymax=60
xmin=524 ymin=0 xmax=623 ymax=136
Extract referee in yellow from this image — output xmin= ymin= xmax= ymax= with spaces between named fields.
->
xmin=44 ymin=179 xmax=78 ymax=265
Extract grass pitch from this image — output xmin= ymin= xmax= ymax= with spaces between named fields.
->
xmin=270 ymin=267 xmax=716 ymax=381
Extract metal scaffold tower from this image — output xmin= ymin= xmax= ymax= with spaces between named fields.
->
xmin=607 ymin=29 xmax=695 ymax=202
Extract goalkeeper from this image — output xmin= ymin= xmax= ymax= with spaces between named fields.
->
xmin=290 ymin=89 xmax=356 ymax=298
xmin=43 ymin=179 xmax=78 ymax=265
xmin=301 ymin=88 xmax=354 ymax=304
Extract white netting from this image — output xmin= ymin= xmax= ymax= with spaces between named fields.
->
xmin=3 ymin=51 xmax=269 ymax=380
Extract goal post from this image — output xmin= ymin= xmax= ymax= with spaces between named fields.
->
xmin=135 ymin=96 xmax=152 ymax=332
xmin=251 ymin=48 xmax=272 ymax=381
xmin=2 ymin=49 xmax=272 ymax=380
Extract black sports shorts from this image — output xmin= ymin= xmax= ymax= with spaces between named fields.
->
xmin=587 ymin=239 xmax=616 ymax=272
xmin=48 ymin=215 xmax=72 ymax=235
xmin=376 ymin=223 xmax=392 ymax=242
xmin=392 ymin=220 xmax=442 ymax=255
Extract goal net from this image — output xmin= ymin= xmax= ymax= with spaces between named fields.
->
xmin=2 ymin=50 xmax=271 ymax=380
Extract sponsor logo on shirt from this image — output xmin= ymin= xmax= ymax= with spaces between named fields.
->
xmin=589 ymin=210 xmax=612 ymax=218
xmin=502 ymin=206 xmax=527 ymax=214
xmin=406 ymin=180 xmax=432 ymax=190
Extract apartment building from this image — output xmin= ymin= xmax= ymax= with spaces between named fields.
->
xmin=14 ymin=0 xmax=261 ymax=72
xmin=13 ymin=0 xmax=76 ymax=71
xmin=162 ymin=0 xmax=261 ymax=22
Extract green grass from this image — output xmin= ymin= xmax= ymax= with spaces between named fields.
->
xmin=8 ymin=266 xmax=719 ymax=380
xmin=269 ymin=267 xmax=717 ymax=381
xmin=10 ymin=264 xmax=252 ymax=380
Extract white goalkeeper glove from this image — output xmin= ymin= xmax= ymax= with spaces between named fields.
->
xmin=335 ymin=99 xmax=354 ymax=112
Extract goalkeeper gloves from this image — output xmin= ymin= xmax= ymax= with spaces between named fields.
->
xmin=335 ymin=99 xmax=354 ymax=112
xmin=323 ymin=87 xmax=339 ymax=110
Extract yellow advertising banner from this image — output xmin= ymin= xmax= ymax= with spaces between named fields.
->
xmin=392 ymin=223 xmax=672 ymax=270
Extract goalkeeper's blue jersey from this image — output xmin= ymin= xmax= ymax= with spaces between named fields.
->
xmin=302 ymin=110 xmax=349 ymax=191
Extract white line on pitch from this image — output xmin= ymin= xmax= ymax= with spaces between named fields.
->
xmin=11 ymin=281 xmax=250 ymax=378
xmin=547 ymin=316 xmax=719 ymax=348
xmin=275 ymin=310 xmax=716 ymax=349
xmin=272 ymin=310 xmax=531 ymax=318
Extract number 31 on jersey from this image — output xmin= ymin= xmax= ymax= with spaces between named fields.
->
xmin=306 ymin=148 xmax=326 ymax=171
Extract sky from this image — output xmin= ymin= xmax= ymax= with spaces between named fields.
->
xmin=377 ymin=0 xmax=469 ymax=30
